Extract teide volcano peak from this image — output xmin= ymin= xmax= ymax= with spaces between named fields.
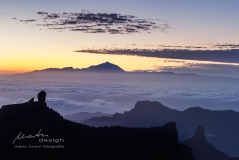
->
xmin=81 ymin=61 xmax=125 ymax=72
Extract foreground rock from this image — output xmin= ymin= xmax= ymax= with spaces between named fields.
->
xmin=0 ymin=92 xmax=193 ymax=160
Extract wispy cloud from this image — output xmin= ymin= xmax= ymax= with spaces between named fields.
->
xmin=14 ymin=11 xmax=169 ymax=34
xmin=213 ymin=43 xmax=239 ymax=49
xmin=156 ymin=60 xmax=239 ymax=77
xmin=20 ymin=19 xmax=37 ymax=22
xmin=12 ymin=97 xmax=129 ymax=116
xmin=46 ymin=97 xmax=128 ymax=115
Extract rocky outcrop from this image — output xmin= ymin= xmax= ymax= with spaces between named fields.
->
xmin=0 ymin=92 xmax=194 ymax=160
xmin=183 ymin=126 xmax=232 ymax=160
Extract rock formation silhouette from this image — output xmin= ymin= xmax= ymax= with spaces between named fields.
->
xmin=37 ymin=90 xmax=47 ymax=105
xmin=183 ymin=126 xmax=234 ymax=160
xmin=0 ymin=92 xmax=194 ymax=160
xmin=38 ymin=91 xmax=46 ymax=102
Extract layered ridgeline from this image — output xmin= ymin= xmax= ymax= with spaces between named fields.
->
xmin=4 ymin=61 xmax=239 ymax=84
xmin=31 ymin=61 xmax=125 ymax=73
xmin=0 ymin=92 xmax=193 ymax=159
xmin=82 ymin=101 xmax=239 ymax=158
xmin=64 ymin=112 xmax=113 ymax=123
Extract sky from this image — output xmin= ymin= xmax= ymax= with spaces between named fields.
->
xmin=1 ymin=0 xmax=239 ymax=76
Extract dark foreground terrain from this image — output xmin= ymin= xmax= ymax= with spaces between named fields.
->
xmin=0 ymin=93 xmax=193 ymax=160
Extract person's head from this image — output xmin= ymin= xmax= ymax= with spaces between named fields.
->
xmin=38 ymin=91 xmax=46 ymax=103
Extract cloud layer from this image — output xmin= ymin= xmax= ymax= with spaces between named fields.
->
xmin=47 ymin=98 xmax=129 ymax=115
xmin=0 ymin=97 xmax=11 ymax=107
xmin=1 ymin=76 xmax=239 ymax=116
xmin=12 ymin=97 xmax=127 ymax=116
xmin=15 ymin=11 xmax=169 ymax=34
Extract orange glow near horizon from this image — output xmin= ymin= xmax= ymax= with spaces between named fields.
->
xmin=1 ymin=52 xmax=161 ymax=74
xmin=0 ymin=70 xmax=29 ymax=75
xmin=1 ymin=50 xmax=178 ymax=74
xmin=1 ymin=52 xmax=239 ymax=76
xmin=2 ymin=50 xmax=238 ymax=75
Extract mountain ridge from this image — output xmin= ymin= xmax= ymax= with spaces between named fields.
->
xmin=82 ymin=100 xmax=239 ymax=157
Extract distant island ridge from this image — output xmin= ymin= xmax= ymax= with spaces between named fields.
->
xmin=3 ymin=61 xmax=239 ymax=81
xmin=2 ymin=61 xmax=198 ymax=75
xmin=35 ymin=62 xmax=126 ymax=73
xmin=1 ymin=61 xmax=239 ymax=81
xmin=30 ymin=61 xmax=178 ymax=74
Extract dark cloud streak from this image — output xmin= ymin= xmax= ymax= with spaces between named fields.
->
xmin=75 ymin=48 xmax=239 ymax=63
xmin=15 ymin=11 xmax=169 ymax=34
xmin=159 ymin=63 xmax=239 ymax=78
xmin=214 ymin=43 xmax=239 ymax=49
xmin=20 ymin=19 xmax=37 ymax=22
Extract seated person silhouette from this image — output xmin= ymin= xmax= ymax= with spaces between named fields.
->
xmin=37 ymin=91 xmax=47 ymax=106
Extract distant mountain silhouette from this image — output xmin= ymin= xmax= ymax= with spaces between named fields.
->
xmin=36 ymin=62 xmax=125 ymax=73
xmin=81 ymin=61 xmax=125 ymax=72
xmin=0 ymin=92 xmax=193 ymax=159
xmin=182 ymin=126 xmax=237 ymax=160
xmin=41 ymin=66 xmax=78 ymax=71
xmin=4 ymin=62 xmax=239 ymax=83
xmin=64 ymin=112 xmax=113 ymax=123
xmin=82 ymin=101 xmax=239 ymax=157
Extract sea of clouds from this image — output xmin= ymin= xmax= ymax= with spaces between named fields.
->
xmin=0 ymin=76 xmax=239 ymax=116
